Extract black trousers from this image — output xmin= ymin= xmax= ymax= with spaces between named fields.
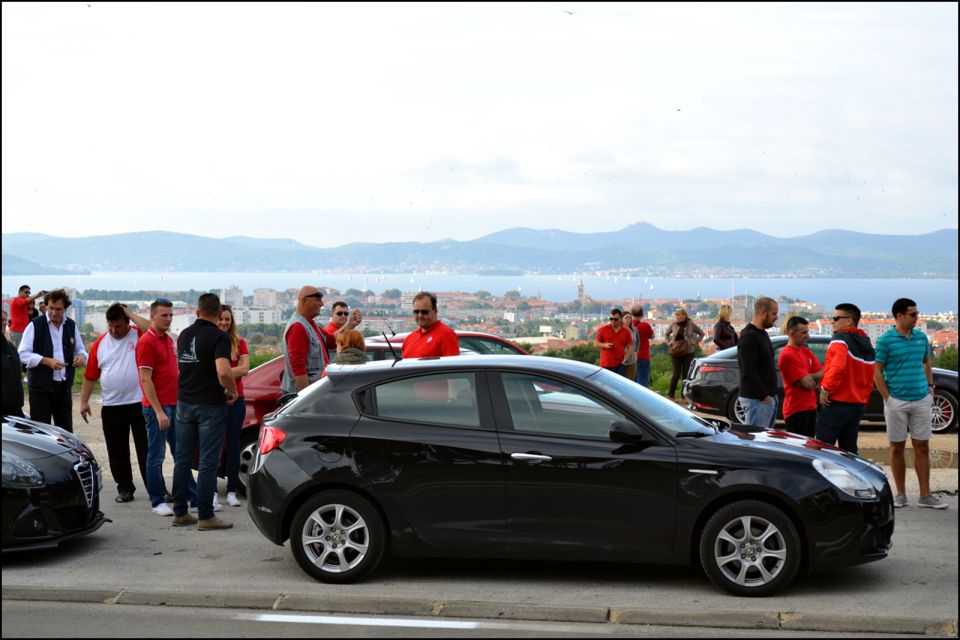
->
xmin=102 ymin=403 xmax=149 ymax=494
xmin=784 ymin=409 xmax=817 ymax=438
xmin=669 ymin=353 xmax=694 ymax=398
xmin=28 ymin=383 xmax=73 ymax=432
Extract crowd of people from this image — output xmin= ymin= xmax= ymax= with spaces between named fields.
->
xmin=1 ymin=284 xmax=949 ymax=526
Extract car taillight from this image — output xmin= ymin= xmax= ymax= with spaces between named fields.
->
xmin=699 ymin=365 xmax=726 ymax=373
xmin=258 ymin=426 xmax=287 ymax=455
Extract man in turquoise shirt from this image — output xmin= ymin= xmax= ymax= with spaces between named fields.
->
xmin=874 ymin=298 xmax=947 ymax=510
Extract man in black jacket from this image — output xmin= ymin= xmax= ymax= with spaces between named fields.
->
xmin=17 ymin=289 xmax=87 ymax=431
xmin=737 ymin=297 xmax=779 ymax=429
xmin=2 ymin=308 xmax=25 ymax=417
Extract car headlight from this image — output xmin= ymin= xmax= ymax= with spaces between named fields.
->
xmin=812 ymin=458 xmax=876 ymax=499
xmin=2 ymin=450 xmax=45 ymax=487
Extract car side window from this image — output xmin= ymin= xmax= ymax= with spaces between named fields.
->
xmin=501 ymin=372 xmax=625 ymax=439
xmin=479 ymin=338 xmax=522 ymax=355
xmin=808 ymin=342 xmax=828 ymax=364
xmin=457 ymin=337 xmax=491 ymax=354
xmin=372 ymin=372 xmax=481 ymax=429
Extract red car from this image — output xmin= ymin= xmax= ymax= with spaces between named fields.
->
xmin=232 ymin=332 xmax=526 ymax=493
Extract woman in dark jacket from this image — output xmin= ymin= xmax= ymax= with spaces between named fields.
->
xmin=712 ymin=303 xmax=739 ymax=351
xmin=665 ymin=308 xmax=704 ymax=400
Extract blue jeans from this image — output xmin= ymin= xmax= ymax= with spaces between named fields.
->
xmin=635 ymin=359 xmax=651 ymax=388
xmin=741 ymin=396 xmax=778 ymax=430
xmin=224 ymin=397 xmax=246 ymax=494
xmin=174 ymin=402 xmax=228 ymax=520
xmin=816 ymin=401 xmax=865 ymax=454
xmin=143 ymin=405 xmax=197 ymax=508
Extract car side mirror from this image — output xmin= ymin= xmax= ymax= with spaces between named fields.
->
xmin=610 ymin=419 xmax=644 ymax=443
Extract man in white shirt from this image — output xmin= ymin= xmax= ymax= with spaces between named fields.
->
xmin=80 ymin=304 xmax=151 ymax=503
xmin=18 ymin=289 xmax=87 ymax=432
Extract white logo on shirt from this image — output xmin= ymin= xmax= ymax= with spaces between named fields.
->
xmin=179 ymin=337 xmax=199 ymax=363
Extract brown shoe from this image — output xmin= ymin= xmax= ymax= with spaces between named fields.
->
xmin=172 ymin=514 xmax=198 ymax=527
xmin=197 ymin=516 xmax=233 ymax=531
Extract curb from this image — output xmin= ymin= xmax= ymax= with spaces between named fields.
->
xmin=2 ymin=586 xmax=957 ymax=636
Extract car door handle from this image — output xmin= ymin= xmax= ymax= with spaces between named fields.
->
xmin=510 ymin=453 xmax=553 ymax=463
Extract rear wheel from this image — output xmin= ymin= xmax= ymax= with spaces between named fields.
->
xmin=236 ymin=429 xmax=259 ymax=498
xmin=700 ymin=500 xmax=801 ymax=597
xmin=290 ymin=490 xmax=386 ymax=584
xmin=931 ymin=389 xmax=957 ymax=434
xmin=726 ymin=393 xmax=745 ymax=424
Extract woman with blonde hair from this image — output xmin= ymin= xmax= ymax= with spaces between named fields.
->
xmin=334 ymin=329 xmax=367 ymax=364
xmin=217 ymin=305 xmax=249 ymax=507
xmin=713 ymin=303 xmax=739 ymax=351
xmin=665 ymin=307 xmax=704 ymax=401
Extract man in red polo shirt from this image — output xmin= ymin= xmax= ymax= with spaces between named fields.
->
xmin=324 ymin=301 xmax=362 ymax=337
xmin=402 ymin=292 xmax=459 ymax=358
xmin=8 ymin=285 xmax=46 ymax=348
xmin=778 ymin=315 xmax=823 ymax=438
xmin=595 ymin=308 xmax=633 ymax=376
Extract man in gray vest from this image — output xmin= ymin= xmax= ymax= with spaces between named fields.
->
xmin=281 ymin=286 xmax=360 ymax=395
xmin=18 ymin=289 xmax=87 ymax=432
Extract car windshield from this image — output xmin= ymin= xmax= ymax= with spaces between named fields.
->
xmin=587 ymin=369 xmax=716 ymax=436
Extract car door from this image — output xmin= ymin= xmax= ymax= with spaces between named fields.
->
xmin=489 ymin=371 xmax=678 ymax=562
xmin=350 ymin=370 xmax=506 ymax=551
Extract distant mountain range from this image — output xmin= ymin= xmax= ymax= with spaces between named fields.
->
xmin=2 ymin=224 xmax=957 ymax=278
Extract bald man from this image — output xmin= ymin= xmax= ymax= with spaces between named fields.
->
xmin=281 ymin=286 xmax=359 ymax=394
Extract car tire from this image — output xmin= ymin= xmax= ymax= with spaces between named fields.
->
xmin=726 ymin=393 xmax=745 ymax=424
xmin=290 ymin=490 xmax=386 ymax=584
xmin=699 ymin=500 xmax=801 ymax=597
xmin=931 ymin=389 xmax=957 ymax=434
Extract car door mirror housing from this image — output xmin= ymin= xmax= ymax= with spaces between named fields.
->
xmin=609 ymin=419 xmax=644 ymax=443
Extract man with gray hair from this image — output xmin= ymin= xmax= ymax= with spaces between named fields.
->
xmin=736 ymin=296 xmax=779 ymax=429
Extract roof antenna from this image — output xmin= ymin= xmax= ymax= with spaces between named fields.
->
xmin=382 ymin=323 xmax=400 ymax=363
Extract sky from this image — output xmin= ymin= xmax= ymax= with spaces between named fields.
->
xmin=2 ymin=2 xmax=958 ymax=248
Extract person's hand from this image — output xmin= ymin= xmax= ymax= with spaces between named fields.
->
xmin=80 ymin=401 xmax=92 ymax=423
xmin=762 ymin=395 xmax=771 ymax=405
xmin=819 ymin=388 xmax=831 ymax=407
xmin=72 ymin=355 xmax=86 ymax=368
xmin=43 ymin=357 xmax=66 ymax=370
xmin=345 ymin=309 xmax=362 ymax=330
xmin=157 ymin=411 xmax=171 ymax=430
xmin=225 ymin=388 xmax=238 ymax=405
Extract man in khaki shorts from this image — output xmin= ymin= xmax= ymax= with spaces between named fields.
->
xmin=874 ymin=297 xmax=947 ymax=510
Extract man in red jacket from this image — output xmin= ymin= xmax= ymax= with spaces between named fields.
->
xmin=817 ymin=303 xmax=876 ymax=454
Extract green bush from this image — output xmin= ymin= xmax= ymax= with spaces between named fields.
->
xmin=936 ymin=345 xmax=958 ymax=372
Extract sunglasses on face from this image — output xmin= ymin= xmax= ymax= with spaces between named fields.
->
xmin=303 ymin=293 xmax=323 ymax=300
xmin=412 ymin=309 xmax=432 ymax=315
xmin=609 ymin=317 xmax=620 ymax=321
xmin=833 ymin=315 xmax=852 ymax=322
xmin=907 ymin=311 xmax=920 ymax=318
xmin=335 ymin=311 xmax=349 ymax=317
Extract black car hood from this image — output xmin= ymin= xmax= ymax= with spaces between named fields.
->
xmin=715 ymin=426 xmax=878 ymax=472
xmin=2 ymin=416 xmax=92 ymax=461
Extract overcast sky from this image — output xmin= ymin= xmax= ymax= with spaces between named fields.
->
xmin=2 ymin=2 xmax=957 ymax=248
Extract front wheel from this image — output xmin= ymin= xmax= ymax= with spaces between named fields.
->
xmin=931 ymin=389 xmax=957 ymax=434
xmin=290 ymin=490 xmax=386 ymax=584
xmin=699 ymin=500 xmax=801 ymax=597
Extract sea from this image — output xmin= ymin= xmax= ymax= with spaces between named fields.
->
xmin=2 ymin=272 xmax=957 ymax=314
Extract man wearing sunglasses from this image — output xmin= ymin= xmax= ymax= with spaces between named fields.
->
xmin=817 ymin=303 xmax=875 ymax=454
xmin=875 ymin=298 xmax=947 ymax=509
xmin=325 ymin=301 xmax=362 ymax=337
xmin=8 ymin=285 xmax=46 ymax=348
xmin=282 ymin=287 xmax=332 ymax=394
xmin=595 ymin=308 xmax=633 ymax=376
xmin=402 ymin=292 xmax=459 ymax=358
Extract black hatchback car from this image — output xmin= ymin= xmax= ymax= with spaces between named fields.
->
xmin=2 ymin=415 xmax=107 ymax=552
xmin=247 ymin=356 xmax=893 ymax=596
xmin=682 ymin=335 xmax=958 ymax=433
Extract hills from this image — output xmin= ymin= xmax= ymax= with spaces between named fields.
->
xmin=1 ymin=225 xmax=956 ymax=278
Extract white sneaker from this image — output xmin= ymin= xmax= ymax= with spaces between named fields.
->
xmin=190 ymin=502 xmax=223 ymax=513
xmin=152 ymin=503 xmax=174 ymax=516
xmin=227 ymin=492 xmax=241 ymax=507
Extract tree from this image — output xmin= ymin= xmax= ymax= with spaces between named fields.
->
xmin=504 ymin=290 xmax=522 ymax=299
xmin=936 ymin=345 xmax=958 ymax=371
xmin=517 ymin=300 xmax=531 ymax=311
xmin=382 ymin=288 xmax=402 ymax=299
xmin=344 ymin=288 xmax=363 ymax=297
xmin=474 ymin=290 xmax=492 ymax=300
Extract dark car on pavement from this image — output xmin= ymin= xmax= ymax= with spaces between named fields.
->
xmin=683 ymin=335 xmax=958 ymax=433
xmin=2 ymin=415 xmax=108 ymax=552
xmin=246 ymin=355 xmax=893 ymax=596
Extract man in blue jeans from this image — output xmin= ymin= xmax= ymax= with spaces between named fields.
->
xmin=737 ymin=297 xmax=780 ymax=429
xmin=137 ymin=298 xmax=196 ymax=515
xmin=171 ymin=293 xmax=238 ymax=530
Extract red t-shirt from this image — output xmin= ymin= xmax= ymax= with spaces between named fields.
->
xmin=402 ymin=321 xmax=459 ymax=358
xmin=9 ymin=297 xmax=29 ymax=332
xmin=596 ymin=324 xmax=632 ymax=368
xmin=285 ymin=322 xmax=333 ymax=377
xmin=136 ymin=328 xmax=179 ymax=407
xmin=778 ymin=344 xmax=823 ymax=419
xmin=632 ymin=319 xmax=654 ymax=361
xmin=232 ymin=338 xmax=249 ymax=398
xmin=324 ymin=321 xmax=341 ymax=336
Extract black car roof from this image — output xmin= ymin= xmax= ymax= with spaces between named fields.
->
xmin=324 ymin=354 xmax=599 ymax=384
